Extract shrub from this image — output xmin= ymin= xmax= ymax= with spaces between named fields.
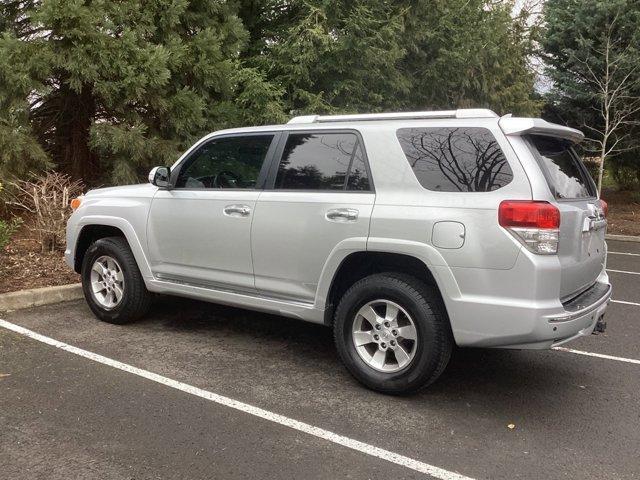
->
xmin=609 ymin=155 xmax=640 ymax=192
xmin=0 ymin=217 xmax=22 ymax=250
xmin=7 ymin=172 xmax=84 ymax=252
xmin=611 ymin=164 xmax=639 ymax=191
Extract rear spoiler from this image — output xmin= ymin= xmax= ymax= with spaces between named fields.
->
xmin=499 ymin=115 xmax=584 ymax=143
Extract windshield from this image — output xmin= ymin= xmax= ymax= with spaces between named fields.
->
xmin=526 ymin=135 xmax=596 ymax=199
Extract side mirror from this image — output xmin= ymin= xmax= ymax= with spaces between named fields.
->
xmin=149 ymin=166 xmax=171 ymax=188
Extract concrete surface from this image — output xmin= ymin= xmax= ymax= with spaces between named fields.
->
xmin=0 ymin=283 xmax=82 ymax=312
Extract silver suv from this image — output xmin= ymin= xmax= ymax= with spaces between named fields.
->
xmin=66 ymin=109 xmax=611 ymax=393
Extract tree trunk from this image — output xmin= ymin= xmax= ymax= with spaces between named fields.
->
xmin=597 ymin=149 xmax=606 ymax=196
xmin=54 ymin=84 xmax=98 ymax=184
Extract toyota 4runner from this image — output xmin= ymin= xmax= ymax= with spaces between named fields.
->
xmin=66 ymin=109 xmax=611 ymax=393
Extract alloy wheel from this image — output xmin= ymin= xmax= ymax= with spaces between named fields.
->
xmin=351 ymin=299 xmax=418 ymax=372
xmin=90 ymin=255 xmax=125 ymax=310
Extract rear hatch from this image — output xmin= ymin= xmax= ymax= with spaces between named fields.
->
xmin=525 ymin=135 xmax=607 ymax=300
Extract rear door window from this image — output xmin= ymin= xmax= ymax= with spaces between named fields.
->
xmin=274 ymin=132 xmax=371 ymax=191
xmin=526 ymin=135 xmax=595 ymax=199
xmin=396 ymin=127 xmax=513 ymax=192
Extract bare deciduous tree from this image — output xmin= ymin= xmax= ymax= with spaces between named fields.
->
xmin=572 ymin=14 xmax=640 ymax=194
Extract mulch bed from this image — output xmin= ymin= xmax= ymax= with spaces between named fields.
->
xmin=0 ymin=190 xmax=638 ymax=295
xmin=0 ymin=227 xmax=79 ymax=294
xmin=602 ymin=189 xmax=640 ymax=237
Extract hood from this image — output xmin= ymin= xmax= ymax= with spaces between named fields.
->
xmin=85 ymin=183 xmax=157 ymax=198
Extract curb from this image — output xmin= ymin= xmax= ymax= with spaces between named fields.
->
xmin=606 ymin=234 xmax=640 ymax=243
xmin=0 ymin=283 xmax=83 ymax=312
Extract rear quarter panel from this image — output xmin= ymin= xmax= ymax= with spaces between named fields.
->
xmin=357 ymin=120 xmax=534 ymax=345
xmin=361 ymin=120 xmax=531 ymax=271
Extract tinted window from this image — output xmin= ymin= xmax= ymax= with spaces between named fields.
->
xmin=526 ymin=135 xmax=595 ymax=199
xmin=275 ymin=133 xmax=370 ymax=191
xmin=176 ymin=135 xmax=273 ymax=189
xmin=346 ymin=141 xmax=370 ymax=191
xmin=396 ymin=127 xmax=513 ymax=192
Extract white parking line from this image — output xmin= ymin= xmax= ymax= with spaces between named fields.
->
xmin=553 ymin=347 xmax=640 ymax=365
xmin=0 ymin=319 xmax=473 ymax=480
xmin=611 ymin=299 xmax=640 ymax=307
xmin=607 ymin=269 xmax=640 ymax=276
xmin=608 ymin=251 xmax=640 ymax=257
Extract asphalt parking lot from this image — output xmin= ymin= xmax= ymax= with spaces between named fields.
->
xmin=1 ymin=239 xmax=639 ymax=480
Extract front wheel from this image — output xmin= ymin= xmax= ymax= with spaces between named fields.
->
xmin=81 ymin=236 xmax=151 ymax=324
xmin=333 ymin=273 xmax=453 ymax=394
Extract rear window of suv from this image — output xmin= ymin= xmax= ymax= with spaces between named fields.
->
xmin=525 ymin=135 xmax=596 ymax=199
xmin=396 ymin=127 xmax=513 ymax=192
xmin=274 ymin=132 xmax=371 ymax=191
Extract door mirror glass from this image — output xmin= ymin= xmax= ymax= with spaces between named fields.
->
xmin=149 ymin=166 xmax=171 ymax=188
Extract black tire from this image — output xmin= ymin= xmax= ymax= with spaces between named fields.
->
xmin=333 ymin=273 xmax=453 ymax=394
xmin=81 ymin=236 xmax=152 ymax=324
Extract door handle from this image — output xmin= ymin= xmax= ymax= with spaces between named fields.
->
xmin=223 ymin=204 xmax=251 ymax=217
xmin=326 ymin=208 xmax=358 ymax=222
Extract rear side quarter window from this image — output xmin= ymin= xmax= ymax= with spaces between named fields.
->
xmin=396 ymin=127 xmax=513 ymax=192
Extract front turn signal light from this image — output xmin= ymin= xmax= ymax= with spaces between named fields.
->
xmin=70 ymin=196 xmax=83 ymax=211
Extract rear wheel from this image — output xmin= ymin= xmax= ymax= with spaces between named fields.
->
xmin=81 ymin=237 xmax=151 ymax=324
xmin=333 ymin=273 xmax=453 ymax=394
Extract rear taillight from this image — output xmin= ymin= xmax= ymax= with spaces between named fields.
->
xmin=499 ymin=201 xmax=560 ymax=255
xmin=599 ymin=199 xmax=608 ymax=217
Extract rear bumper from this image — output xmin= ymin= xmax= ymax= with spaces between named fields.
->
xmin=487 ymin=281 xmax=611 ymax=349
xmin=446 ymin=262 xmax=612 ymax=350
xmin=546 ymin=282 xmax=611 ymax=347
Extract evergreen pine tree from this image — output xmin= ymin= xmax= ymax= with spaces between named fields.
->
xmin=0 ymin=0 xmax=285 ymax=184
xmin=1 ymin=0 xmax=542 ymax=184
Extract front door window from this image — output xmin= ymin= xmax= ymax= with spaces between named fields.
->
xmin=176 ymin=135 xmax=274 ymax=189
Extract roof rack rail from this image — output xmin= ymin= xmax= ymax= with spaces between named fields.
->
xmin=287 ymin=109 xmax=498 ymax=124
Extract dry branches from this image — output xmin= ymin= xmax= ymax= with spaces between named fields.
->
xmin=7 ymin=172 xmax=84 ymax=252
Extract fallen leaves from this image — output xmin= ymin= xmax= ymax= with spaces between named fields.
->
xmin=0 ymin=226 xmax=79 ymax=294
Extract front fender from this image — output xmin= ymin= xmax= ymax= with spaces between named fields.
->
xmin=66 ymin=212 xmax=153 ymax=281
